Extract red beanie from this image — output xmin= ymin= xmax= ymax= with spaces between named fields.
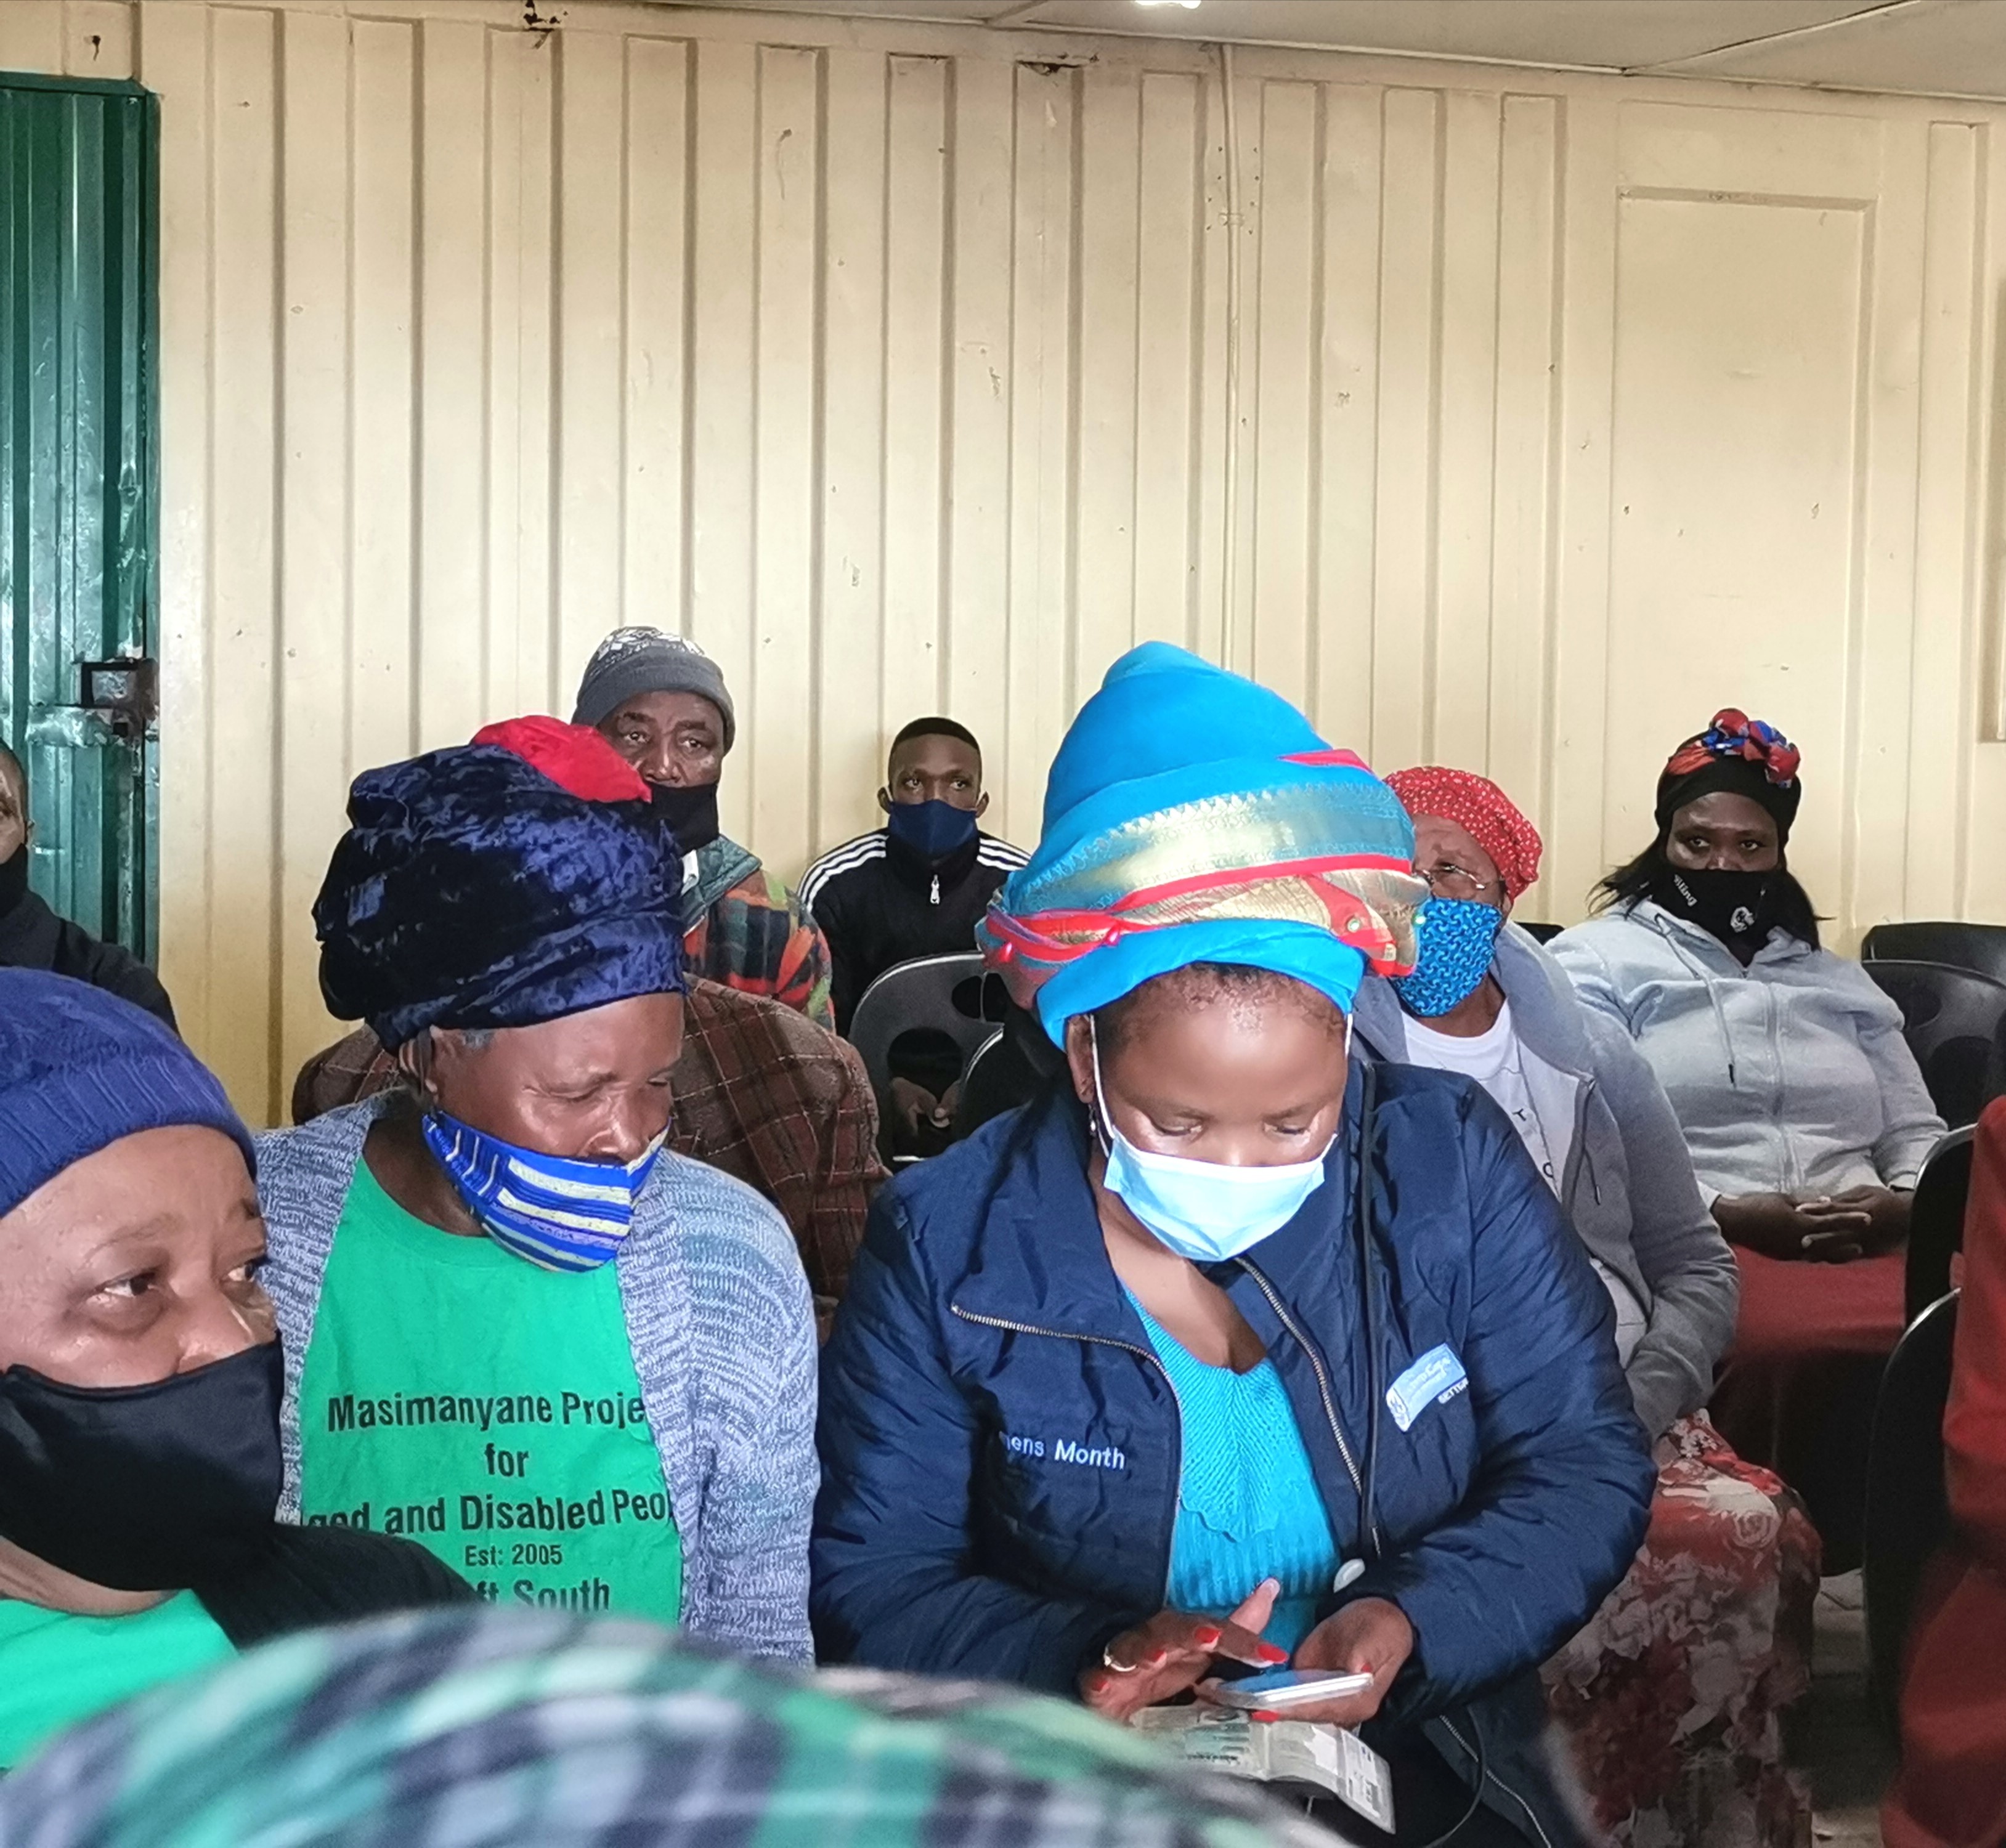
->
xmin=1384 ymin=766 xmax=1544 ymax=901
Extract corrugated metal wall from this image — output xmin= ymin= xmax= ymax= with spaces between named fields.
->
xmin=3 ymin=0 xmax=2005 ymax=1121
xmin=0 ymin=70 xmax=159 ymax=957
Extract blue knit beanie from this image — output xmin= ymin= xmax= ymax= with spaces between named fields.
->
xmin=0 ymin=970 xmax=254 ymax=1222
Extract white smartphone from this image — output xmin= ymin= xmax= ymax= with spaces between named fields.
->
xmin=1206 ymin=1668 xmax=1376 ymax=1711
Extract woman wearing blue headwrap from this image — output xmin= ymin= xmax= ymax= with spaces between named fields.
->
xmin=258 ymin=718 xmax=818 ymax=1662
xmin=814 ymin=646 xmax=1654 ymax=1847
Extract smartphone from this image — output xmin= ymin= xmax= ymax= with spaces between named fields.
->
xmin=1207 ymin=1668 xmax=1376 ymax=1711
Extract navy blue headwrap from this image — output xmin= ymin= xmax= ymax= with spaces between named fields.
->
xmin=315 ymin=718 xmax=687 ymax=1050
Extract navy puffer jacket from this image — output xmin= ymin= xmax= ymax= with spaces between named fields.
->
xmin=813 ymin=1064 xmax=1654 ymax=1842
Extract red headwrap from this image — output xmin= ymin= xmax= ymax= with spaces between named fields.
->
xmin=471 ymin=716 xmax=650 ymax=804
xmin=1384 ymin=766 xmax=1544 ymax=902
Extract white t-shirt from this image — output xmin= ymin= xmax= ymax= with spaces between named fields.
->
xmin=1402 ymin=1002 xmax=1647 ymax=1366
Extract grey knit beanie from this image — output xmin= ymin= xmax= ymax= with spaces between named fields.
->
xmin=571 ymin=628 xmax=736 ymax=753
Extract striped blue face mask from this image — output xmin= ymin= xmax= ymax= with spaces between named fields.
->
xmin=420 ymin=1111 xmax=667 ymax=1273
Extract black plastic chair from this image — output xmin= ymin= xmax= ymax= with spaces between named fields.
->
xmin=1862 ymin=1290 xmax=1960 ymax=1733
xmin=956 ymin=1027 xmax=1004 ymax=1106
xmin=1863 ymin=959 xmax=2006 ymax=1129
xmin=953 ymin=999 xmax=1067 ymax=1139
xmin=846 ymin=953 xmax=1001 ymax=1108
xmin=1518 ymin=920 xmax=1563 ymax=944
xmin=1864 ymin=920 xmax=2006 ymax=989
xmin=1908 ymin=1125 xmax=1975 ymax=1321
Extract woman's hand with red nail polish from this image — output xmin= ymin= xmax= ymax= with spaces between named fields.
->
xmin=1262 ymin=1597 xmax=1413 ymax=1728
xmin=1078 ymin=1579 xmax=1282 ymax=1723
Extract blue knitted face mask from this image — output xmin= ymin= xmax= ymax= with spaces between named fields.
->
xmin=1391 ymin=898 xmax=1504 ymax=1019
xmin=1089 ymin=1026 xmax=1333 ymax=1262
xmin=421 ymin=1111 xmax=666 ymax=1273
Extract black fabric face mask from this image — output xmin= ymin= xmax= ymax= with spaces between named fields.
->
xmin=0 ymin=843 xmax=28 ymax=920
xmin=648 ymin=782 xmax=721 ymax=856
xmin=0 ymin=1340 xmax=284 ymax=1592
xmin=1649 ymin=864 xmax=1777 ymax=958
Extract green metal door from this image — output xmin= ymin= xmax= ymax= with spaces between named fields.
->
xmin=0 ymin=73 xmax=160 ymax=960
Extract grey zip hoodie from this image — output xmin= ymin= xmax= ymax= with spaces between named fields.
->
xmin=1550 ymin=901 xmax=1944 ymax=1202
xmin=1353 ymin=923 xmax=1738 ymax=1440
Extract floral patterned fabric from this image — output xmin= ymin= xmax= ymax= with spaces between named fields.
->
xmin=1543 ymin=1415 xmax=1822 ymax=1848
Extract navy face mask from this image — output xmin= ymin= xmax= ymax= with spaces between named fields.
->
xmin=0 ymin=1340 xmax=284 ymax=1592
xmin=885 ymin=797 xmax=978 ymax=865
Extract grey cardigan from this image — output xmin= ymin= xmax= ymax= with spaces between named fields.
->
xmin=1353 ymin=924 xmax=1739 ymax=1440
xmin=255 ymin=1101 xmax=817 ymax=1661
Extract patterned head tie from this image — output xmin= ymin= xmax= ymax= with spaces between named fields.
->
xmin=1384 ymin=765 xmax=1544 ymax=902
xmin=1655 ymin=707 xmax=1803 ymax=840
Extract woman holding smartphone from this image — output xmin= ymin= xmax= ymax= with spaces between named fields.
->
xmin=813 ymin=646 xmax=1654 ymax=1848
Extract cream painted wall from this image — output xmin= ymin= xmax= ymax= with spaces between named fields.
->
xmin=4 ymin=0 xmax=2006 ymax=1121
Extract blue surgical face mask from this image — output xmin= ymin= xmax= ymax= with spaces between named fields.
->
xmin=885 ymin=796 xmax=979 ymax=865
xmin=1389 ymin=897 xmax=1505 ymax=1018
xmin=421 ymin=1111 xmax=667 ymax=1273
xmin=1089 ymin=1025 xmax=1334 ymax=1263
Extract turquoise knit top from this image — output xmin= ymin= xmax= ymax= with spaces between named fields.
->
xmin=1129 ymin=1297 xmax=1342 ymax=1656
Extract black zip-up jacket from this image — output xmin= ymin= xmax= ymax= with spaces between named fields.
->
xmin=799 ymin=827 xmax=1026 ymax=1032
xmin=0 ymin=888 xmax=176 ymax=1029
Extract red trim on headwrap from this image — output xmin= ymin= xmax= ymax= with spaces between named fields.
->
xmin=471 ymin=716 xmax=651 ymax=804
xmin=1110 ymin=850 xmax=1417 ymax=912
xmin=1281 ymin=748 xmax=1375 ymax=772
xmin=1384 ymin=766 xmax=1544 ymax=901
xmin=986 ymin=869 xmax=1413 ymax=975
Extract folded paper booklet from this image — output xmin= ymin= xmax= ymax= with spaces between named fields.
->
xmin=1131 ymin=1706 xmax=1395 ymax=1834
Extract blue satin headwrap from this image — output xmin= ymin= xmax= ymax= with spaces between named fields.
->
xmin=980 ymin=644 xmax=1425 ymax=1043
xmin=314 ymin=724 xmax=686 ymax=1051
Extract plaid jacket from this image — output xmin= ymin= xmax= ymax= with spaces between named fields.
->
xmin=291 ymin=979 xmax=883 ymax=1310
xmin=686 ymin=838 xmax=835 ymax=1031
xmin=0 ymin=1608 xmax=1346 ymax=1847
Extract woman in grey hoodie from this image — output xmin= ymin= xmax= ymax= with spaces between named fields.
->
xmin=1548 ymin=709 xmax=1943 ymax=1260
xmin=1365 ymin=765 xmax=1823 ymax=1848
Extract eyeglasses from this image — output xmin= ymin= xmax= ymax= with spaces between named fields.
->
xmin=1415 ymin=860 xmax=1498 ymax=901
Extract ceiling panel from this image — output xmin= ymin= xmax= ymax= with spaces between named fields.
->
xmin=1664 ymin=0 xmax=2006 ymax=94
xmin=653 ymin=1 xmax=1029 ymax=19
xmin=660 ymin=1 xmax=2006 ymax=100
xmin=994 ymin=1 xmax=1891 ymax=69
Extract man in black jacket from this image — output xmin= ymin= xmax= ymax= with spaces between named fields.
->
xmin=800 ymin=719 xmax=1023 ymax=1145
xmin=0 ymin=744 xmax=175 ymax=1029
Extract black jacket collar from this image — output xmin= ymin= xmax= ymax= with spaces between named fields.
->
xmin=883 ymin=826 xmax=982 ymax=895
xmin=0 ymin=888 xmax=62 ymax=965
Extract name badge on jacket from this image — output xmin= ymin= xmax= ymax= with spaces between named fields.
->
xmin=1385 ymin=1345 xmax=1468 ymax=1433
